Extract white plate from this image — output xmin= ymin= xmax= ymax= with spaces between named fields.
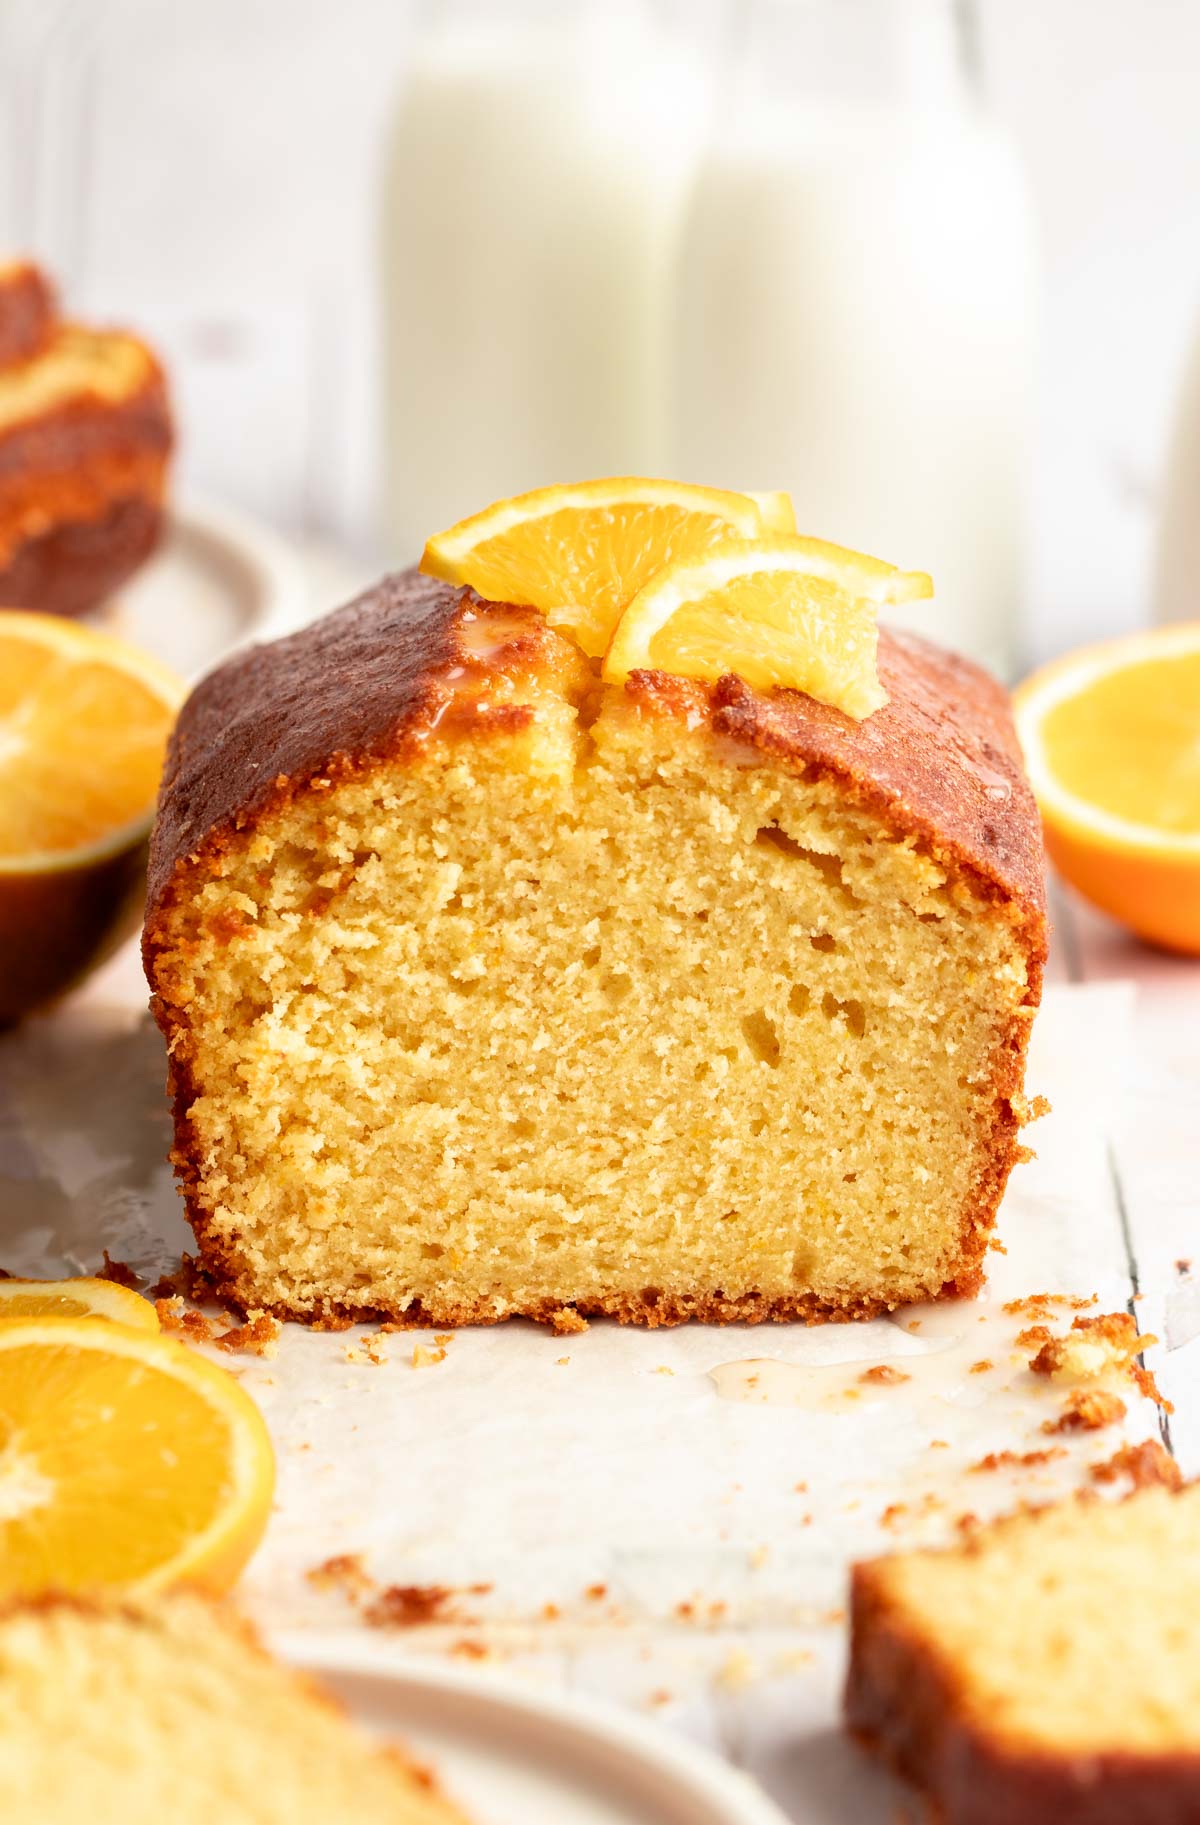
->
xmin=84 ymin=495 xmax=309 ymax=680
xmin=281 ymin=1637 xmax=792 ymax=1825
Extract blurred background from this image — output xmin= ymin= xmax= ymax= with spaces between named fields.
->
xmin=4 ymin=0 xmax=1198 ymax=675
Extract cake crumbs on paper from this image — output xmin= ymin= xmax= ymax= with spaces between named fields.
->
xmin=97 ymin=1250 xmax=143 ymax=1289
xmin=410 ymin=1343 xmax=446 ymax=1369
xmin=1091 ymin=1440 xmax=1182 ymax=1492
xmin=859 ymin=1364 xmax=910 ymax=1386
xmin=988 ymin=1236 xmax=1008 ymax=1254
xmin=541 ymin=1602 xmax=561 ymax=1621
xmin=1176 ymin=1259 xmax=1192 ymax=1275
xmin=306 ymin=1553 xmax=376 ymax=1600
xmin=969 ymin=1359 xmax=993 ymax=1374
xmin=971 ymin=1448 xmax=1066 ymax=1474
xmin=342 ymin=1331 xmax=389 ymax=1365
xmin=555 ymin=1356 xmax=570 ymax=1366
xmin=365 ymin=1584 xmax=453 ymax=1628
xmin=653 ymin=1365 xmax=675 ymax=1376
xmin=156 ymin=1297 xmax=218 ymax=1344
xmin=450 ymin=1639 xmax=490 ymax=1661
xmin=1042 ymin=1388 xmax=1127 ymax=1433
xmin=584 ymin=1583 xmax=608 ymax=1602
xmin=433 ymin=1332 xmax=455 ymax=1346
xmin=929 ymin=1439 xmax=949 ymax=1450
xmin=1028 ymin=1311 xmax=1172 ymax=1410
xmin=215 ymin=1314 xmax=281 ymax=1358
xmin=1004 ymin=1292 xmax=1098 ymax=1321
xmin=147 ymin=1253 xmax=220 ymax=1304
xmin=646 ymin=1689 xmax=673 ymax=1708
xmin=749 ymin=1544 xmax=770 ymax=1569
xmin=550 ymin=1307 xmax=589 ymax=1336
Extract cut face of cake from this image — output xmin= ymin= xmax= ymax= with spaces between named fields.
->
xmin=144 ymin=570 xmax=1046 ymax=1328
xmin=0 ymin=1591 xmax=465 ymax=1825
xmin=846 ymin=1483 xmax=1200 ymax=1823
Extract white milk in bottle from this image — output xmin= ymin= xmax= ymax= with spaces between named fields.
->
xmin=380 ymin=0 xmax=703 ymax=558
xmin=671 ymin=0 xmax=1036 ymax=676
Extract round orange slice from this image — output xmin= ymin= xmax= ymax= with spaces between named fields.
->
xmin=0 ymin=1317 xmax=275 ymax=1598
xmin=0 ymin=612 xmax=184 ymax=1024
xmin=1014 ymin=624 xmax=1200 ymax=954
xmin=0 ymin=1276 xmax=158 ymax=1330
xmin=603 ymin=534 xmax=933 ymax=720
xmin=420 ymin=477 xmax=771 ymax=657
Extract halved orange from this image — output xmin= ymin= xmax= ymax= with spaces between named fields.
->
xmin=1015 ymin=624 xmax=1200 ymax=954
xmin=0 ymin=1276 xmax=158 ymax=1330
xmin=0 ymin=612 xmax=184 ymax=1023
xmin=421 ymin=478 xmax=771 ymax=657
xmin=0 ymin=1317 xmax=275 ymax=1597
xmin=603 ymin=534 xmax=933 ymax=720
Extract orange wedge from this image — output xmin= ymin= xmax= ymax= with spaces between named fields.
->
xmin=421 ymin=478 xmax=771 ymax=657
xmin=603 ymin=534 xmax=933 ymax=720
xmin=0 ymin=1276 xmax=158 ymax=1330
xmin=1014 ymin=625 xmax=1200 ymax=954
xmin=0 ymin=1317 xmax=275 ymax=1598
xmin=0 ymin=612 xmax=184 ymax=1024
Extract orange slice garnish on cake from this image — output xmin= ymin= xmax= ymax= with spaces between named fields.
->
xmin=745 ymin=490 xmax=797 ymax=533
xmin=0 ymin=611 xmax=183 ymax=1023
xmin=603 ymin=533 xmax=933 ymax=720
xmin=0 ymin=1317 xmax=275 ymax=1597
xmin=421 ymin=477 xmax=773 ymax=657
xmin=1015 ymin=624 xmax=1200 ymax=954
xmin=0 ymin=1275 xmax=158 ymax=1330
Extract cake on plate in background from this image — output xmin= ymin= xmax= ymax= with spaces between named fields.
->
xmin=0 ymin=259 xmax=172 ymax=619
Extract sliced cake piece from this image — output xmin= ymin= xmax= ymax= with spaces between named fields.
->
xmin=846 ymin=1482 xmax=1200 ymax=1823
xmin=0 ymin=1591 xmax=465 ymax=1825
xmin=144 ymin=570 xmax=1045 ymax=1329
xmin=0 ymin=261 xmax=56 ymax=370
xmin=0 ymin=321 xmax=172 ymax=617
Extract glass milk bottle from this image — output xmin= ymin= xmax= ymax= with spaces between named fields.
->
xmin=1153 ymin=313 xmax=1200 ymax=625
xmin=671 ymin=0 xmax=1036 ymax=677
xmin=380 ymin=0 xmax=704 ymax=560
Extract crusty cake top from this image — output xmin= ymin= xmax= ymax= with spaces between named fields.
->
xmin=144 ymin=567 xmax=1046 ymax=946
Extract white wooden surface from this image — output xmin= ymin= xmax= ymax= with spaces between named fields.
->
xmin=2 ymin=0 xmax=1200 ymax=665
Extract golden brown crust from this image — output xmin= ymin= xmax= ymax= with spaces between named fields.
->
xmin=144 ymin=569 xmax=1045 ymax=928
xmin=0 ymin=493 xmax=164 ymax=618
xmin=846 ymin=1551 xmax=1200 ymax=1824
xmin=144 ymin=570 xmax=1046 ymax=1329
xmin=0 ymin=262 xmax=57 ymax=370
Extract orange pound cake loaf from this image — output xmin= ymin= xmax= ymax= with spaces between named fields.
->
xmin=0 ymin=1590 xmax=466 ymax=1824
xmin=144 ymin=552 xmax=1046 ymax=1329
xmin=0 ymin=260 xmax=172 ymax=617
xmin=846 ymin=1482 xmax=1200 ymax=1823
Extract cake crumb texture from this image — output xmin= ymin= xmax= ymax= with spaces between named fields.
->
xmin=144 ymin=571 xmax=1045 ymax=1328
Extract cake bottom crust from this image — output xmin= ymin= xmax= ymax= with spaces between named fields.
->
xmin=186 ymin=1215 xmax=985 ymax=1333
xmin=0 ymin=494 xmax=163 ymax=617
xmin=846 ymin=1575 xmax=1200 ymax=1825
